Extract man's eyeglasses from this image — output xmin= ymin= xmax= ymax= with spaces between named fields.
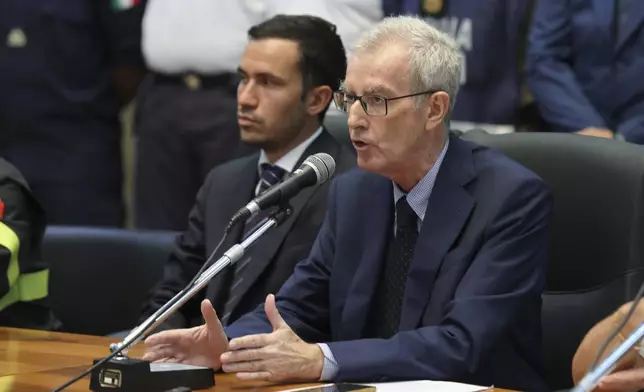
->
xmin=332 ymin=89 xmax=437 ymax=116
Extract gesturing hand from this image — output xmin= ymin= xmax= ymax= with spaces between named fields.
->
xmin=142 ymin=299 xmax=229 ymax=369
xmin=220 ymin=294 xmax=324 ymax=382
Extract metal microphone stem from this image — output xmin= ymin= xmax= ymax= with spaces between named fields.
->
xmin=109 ymin=212 xmax=285 ymax=356
xmin=572 ymin=322 xmax=644 ymax=392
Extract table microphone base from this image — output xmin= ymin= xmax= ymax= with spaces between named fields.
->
xmin=89 ymin=356 xmax=215 ymax=392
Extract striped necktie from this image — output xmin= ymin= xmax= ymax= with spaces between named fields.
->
xmin=257 ymin=163 xmax=286 ymax=196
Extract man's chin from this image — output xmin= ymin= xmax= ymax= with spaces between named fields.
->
xmin=356 ymin=156 xmax=381 ymax=174
xmin=240 ymin=133 xmax=269 ymax=149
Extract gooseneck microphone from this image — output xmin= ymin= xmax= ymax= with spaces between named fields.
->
xmin=226 ymin=152 xmax=336 ymax=231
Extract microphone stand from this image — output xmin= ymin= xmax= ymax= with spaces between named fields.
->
xmin=88 ymin=205 xmax=292 ymax=392
xmin=572 ymin=322 xmax=644 ymax=392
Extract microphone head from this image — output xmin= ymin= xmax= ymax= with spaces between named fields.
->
xmin=303 ymin=153 xmax=336 ymax=185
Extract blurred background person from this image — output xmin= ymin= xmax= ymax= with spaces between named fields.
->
xmin=271 ymin=0 xmax=383 ymax=55
xmin=0 ymin=0 xmax=147 ymax=227
xmin=0 ymin=157 xmax=58 ymax=330
xmin=385 ymin=0 xmax=535 ymax=134
xmin=272 ymin=0 xmax=384 ymax=118
xmin=134 ymin=1 xmax=264 ymax=230
xmin=527 ymin=0 xmax=644 ymax=144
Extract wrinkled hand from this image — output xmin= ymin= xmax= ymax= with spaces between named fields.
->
xmin=598 ymin=367 xmax=644 ymax=391
xmin=142 ymin=299 xmax=228 ymax=369
xmin=220 ymin=294 xmax=324 ymax=382
xmin=576 ymin=128 xmax=614 ymax=139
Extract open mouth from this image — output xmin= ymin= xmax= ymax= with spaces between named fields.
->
xmin=353 ymin=140 xmax=367 ymax=149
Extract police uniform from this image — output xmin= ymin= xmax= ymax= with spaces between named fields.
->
xmin=0 ymin=158 xmax=58 ymax=330
xmin=527 ymin=0 xmax=644 ymax=144
xmin=0 ymin=0 xmax=146 ymax=227
xmin=134 ymin=0 xmax=265 ymax=230
xmin=383 ymin=0 xmax=534 ymax=134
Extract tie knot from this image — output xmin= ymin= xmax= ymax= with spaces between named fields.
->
xmin=258 ymin=163 xmax=286 ymax=195
xmin=396 ymin=197 xmax=417 ymax=229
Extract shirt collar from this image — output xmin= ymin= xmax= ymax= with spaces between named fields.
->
xmin=393 ymin=138 xmax=450 ymax=222
xmin=257 ymin=127 xmax=323 ymax=174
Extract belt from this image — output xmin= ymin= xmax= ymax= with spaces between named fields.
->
xmin=152 ymin=72 xmax=236 ymax=91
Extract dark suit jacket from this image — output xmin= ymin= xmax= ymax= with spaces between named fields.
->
xmin=226 ymin=135 xmax=553 ymax=391
xmin=527 ymin=0 xmax=644 ymax=144
xmin=140 ymin=130 xmax=356 ymax=328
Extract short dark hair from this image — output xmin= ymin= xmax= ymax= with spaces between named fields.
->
xmin=248 ymin=14 xmax=347 ymax=121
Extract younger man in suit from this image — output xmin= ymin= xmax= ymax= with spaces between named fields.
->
xmin=137 ymin=14 xmax=355 ymax=330
xmin=143 ymin=16 xmax=552 ymax=391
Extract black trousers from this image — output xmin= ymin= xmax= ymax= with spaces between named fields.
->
xmin=134 ymin=74 xmax=256 ymax=230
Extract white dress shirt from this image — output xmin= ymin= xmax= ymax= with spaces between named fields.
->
xmin=142 ymin=0 xmax=268 ymax=74
xmin=270 ymin=0 xmax=383 ymax=54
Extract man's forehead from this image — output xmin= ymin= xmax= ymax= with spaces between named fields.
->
xmin=241 ymin=38 xmax=300 ymax=74
xmin=345 ymin=53 xmax=409 ymax=93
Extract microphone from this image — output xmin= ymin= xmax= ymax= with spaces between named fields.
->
xmin=227 ymin=153 xmax=336 ymax=231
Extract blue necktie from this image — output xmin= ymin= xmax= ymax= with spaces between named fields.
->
xmin=242 ymin=163 xmax=287 ymax=240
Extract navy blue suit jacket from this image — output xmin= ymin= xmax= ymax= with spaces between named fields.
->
xmin=527 ymin=0 xmax=644 ymax=144
xmin=226 ymin=136 xmax=552 ymax=391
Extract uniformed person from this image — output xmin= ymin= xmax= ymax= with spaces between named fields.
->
xmin=0 ymin=157 xmax=58 ymax=330
xmin=134 ymin=0 xmax=263 ymax=230
xmin=527 ymin=0 xmax=644 ymax=144
xmin=384 ymin=0 xmax=535 ymax=134
xmin=0 ymin=0 xmax=147 ymax=227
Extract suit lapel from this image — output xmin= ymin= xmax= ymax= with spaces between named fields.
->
xmin=616 ymin=3 xmax=644 ymax=53
xmin=339 ymin=175 xmax=393 ymax=340
xmin=223 ymin=131 xmax=343 ymax=317
xmin=205 ymin=158 xmax=258 ymax=313
xmin=399 ymin=137 xmax=476 ymax=331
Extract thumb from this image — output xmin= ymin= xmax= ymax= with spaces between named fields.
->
xmin=201 ymin=299 xmax=222 ymax=330
xmin=265 ymin=294 xmax=287 ymax=330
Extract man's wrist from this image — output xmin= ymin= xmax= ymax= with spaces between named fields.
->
xmin=309 ymin=343 xmax=325 ymax=380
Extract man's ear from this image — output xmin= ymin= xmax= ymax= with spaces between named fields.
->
xmin=306 ymin=85 xmax=333 ymax=117
xmin=425 ymin=91 xmax=450 ymax=130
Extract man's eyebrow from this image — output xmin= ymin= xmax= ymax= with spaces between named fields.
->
xmin=363 ymin=85 xmax=393 ymax=95
xmin=338 ymin=83 xmax=394 ymax=95
xmin=236 ymin=67 xmax=286 ymax=83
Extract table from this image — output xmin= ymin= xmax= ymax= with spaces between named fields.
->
xmin=0 ymin=327 xmax=515 ymax=391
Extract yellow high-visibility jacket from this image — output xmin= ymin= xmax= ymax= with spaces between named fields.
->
xmin=0 ymin=157 xmax=57 ymax=329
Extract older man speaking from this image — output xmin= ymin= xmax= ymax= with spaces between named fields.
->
xmin=143 ymin=15 xmax=553 ymax=392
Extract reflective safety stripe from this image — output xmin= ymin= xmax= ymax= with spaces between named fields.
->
xmin=0 ymin=222 xmax=49 ymax=312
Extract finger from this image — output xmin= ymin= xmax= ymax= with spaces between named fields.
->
xmin=220 ymin=348 xmax=269 ymax=364
xmin=221 ymin=359 xmax=266 ymax=374
xmin=144 ymin=329 xmax=186 ymax=347
xmin=599 ymin=369 xmax=644 ymax=391
xmin=228 ymin=333 xmax=272 ymax=351
xmin=201 ymin=299 xmax=221 ymax=330
xmin=236 ymin=371 xmax=273 ymax=381
xmin=142 ymin=346 xmax=180 ymax=363
xmin=265 ymin=294 xmax=287 ymax=330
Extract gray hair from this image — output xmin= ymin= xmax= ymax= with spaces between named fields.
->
xmin=353 ymin=15 xmax=462 ymax=117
